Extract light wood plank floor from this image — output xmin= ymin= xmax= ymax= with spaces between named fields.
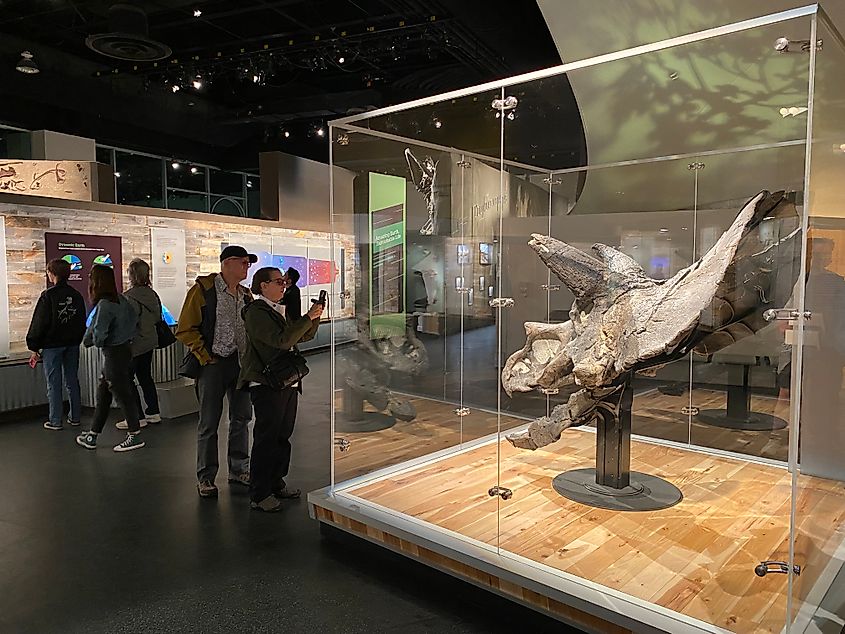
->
xmin=334 ymin=389 xmax=790 ymax=482
xmin=347 ymin=427 xmax=845 ymax=634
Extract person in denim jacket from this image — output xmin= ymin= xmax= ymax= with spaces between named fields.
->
xmin=75 ymin=264 xmax=145 ymax=453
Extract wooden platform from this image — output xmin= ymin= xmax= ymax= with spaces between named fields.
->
xmin=334 ymin=388 xmax=789 ymax=482
xmin=339 ymin=429 xmax=845 ymax=633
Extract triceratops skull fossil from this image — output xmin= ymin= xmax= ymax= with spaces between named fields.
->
xmin=503 ymin=190 xmax=800 ymax=450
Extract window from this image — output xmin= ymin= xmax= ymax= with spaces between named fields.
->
xmin=246 ymin=176 xmax=261 ymax=218
xmin=114 ymin=151 xmax=163 ymax=208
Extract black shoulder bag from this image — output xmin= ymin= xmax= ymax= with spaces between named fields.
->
xmin=252 ymin=341 xmax=310 ymax=390
xmin=140 ymin=298 xmax=176 ymax=349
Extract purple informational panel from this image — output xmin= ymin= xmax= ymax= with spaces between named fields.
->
xmin=45 ymin=232 xmax=123 ymax=311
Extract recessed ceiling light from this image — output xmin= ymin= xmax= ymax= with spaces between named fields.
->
xmin=283 ymin=130 xmax=290 ymax=138
xmin=171 ymin=84 xmax=180 ymax=93
xmin=171 ymin=162 xmax=181 ymax=169
xmin=338 ymin=56 xmax=345 ymax=64
xmin=659 ymin=228 xmax=669 ymax=233
xmin=190 ymin=166 xmax=199 ymax=174
xmin=192 ymin=78 xmax=202 ymax=90
xmin=193 ymin=9 xmax=202 ymax=17
xmin=681 ymin=226 xmax=688 ymax=230
xmin=246 ymin=180 xmax=253 ymax=188
xmin=316 ymin=127 xmax=325 ymax=137
xmin=114 ymin=171 xmax=121 ymax=178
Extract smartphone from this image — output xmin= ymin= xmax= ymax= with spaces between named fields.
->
xmin=29 ymin=355 xmax=39 ymax=369
xmin=318 ymin=290 xmax=328 ymax=306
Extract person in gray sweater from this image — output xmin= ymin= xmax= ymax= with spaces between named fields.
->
xmin=118 ymin=259 xmax=163 ymax=430
xmin=75 ymin=264 xmax=145 ymax=453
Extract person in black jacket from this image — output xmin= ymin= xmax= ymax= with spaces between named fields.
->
xmin=26 ymin=258 xmax=87 ymax=430
xmin=281 ymin=267 xmax=302 ymax=322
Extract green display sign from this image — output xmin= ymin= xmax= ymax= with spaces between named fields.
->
xmin=369 ymin=173 xmax=406 ymax=338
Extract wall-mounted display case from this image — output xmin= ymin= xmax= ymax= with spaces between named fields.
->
xmin=310 ymin=6 xmax=845 ymax=632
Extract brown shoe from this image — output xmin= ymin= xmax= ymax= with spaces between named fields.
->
xmin=197 ymin=480 xmax=218 ymax=498
xmin=228 ymin=472 xmax=250 ymax=487
xmin=273 ymin=486 xmax=301 ymax=500
xmin=250 ymin=496 xmax=282 ymax=512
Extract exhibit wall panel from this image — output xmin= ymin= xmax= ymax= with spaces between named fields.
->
xmin=0 ymin=201 xmax=354 ymax=354
xmin=0 ymin=216 xmax=9 ymax=356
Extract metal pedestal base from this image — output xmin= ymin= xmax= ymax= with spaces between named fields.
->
xmin=335 ymin=412 xmax=397 ymax=433
xmin=552 ymin=468 xmax=683 ymax=512
xmin=696 ymin=409 xmax=787 ymax=431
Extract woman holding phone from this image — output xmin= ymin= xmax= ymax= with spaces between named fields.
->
xmin=238 ymin=267 xmax=323 ymax=512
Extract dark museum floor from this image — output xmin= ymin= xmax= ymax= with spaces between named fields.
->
xmin=0 ymin=352 xmax=578 ymax=634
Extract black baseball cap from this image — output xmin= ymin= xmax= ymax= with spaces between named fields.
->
xmin=220 ymin=245 xmax=258 ymax=263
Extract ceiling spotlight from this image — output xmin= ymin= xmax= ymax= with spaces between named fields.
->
xmin=432 ymin=117 xmax=442 ymax=129
xmin=192 ymin=77 xmax=203 ymax=90
xmin=114 ymin=171 xmax=121 ymax=178
xmin=283 ymin=130 xmax=290 ymax=138
xmin=338 ymin=56 xmax=345 ymax=64
xmin=193 ymin=8 xmax=202 ymax=17
xmin=316 ymin=127 xmax=325 ymax=137
xmin=659 ymin=227 xmax=669 ymax=233
xmin=16 ymin=51 xmax=39 ymax=74
xmin=190 ymin=166 xmax=199 ymax=174
xmin=171 ymin=83 xmax=180 ymax=93
xmin=171 ymin=162 xmax=181 ymax=169
xmin=246 ymin=180 xmax=253 ymax=188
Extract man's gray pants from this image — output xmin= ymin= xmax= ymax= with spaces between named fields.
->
xmin=196 ymin=353 xmax=251 ymax=482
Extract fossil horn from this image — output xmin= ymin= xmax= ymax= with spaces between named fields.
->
xmin=529 ymin=233 xmax=608 ymax=299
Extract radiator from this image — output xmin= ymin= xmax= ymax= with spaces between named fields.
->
xmin=0 ymin=363 xmax=49 ymax=411
xmin=80 ymin=340 xmax=188 ymax=408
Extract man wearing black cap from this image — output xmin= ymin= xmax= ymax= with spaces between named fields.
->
xmin=176 ymin=245 xmax=257 ymax=499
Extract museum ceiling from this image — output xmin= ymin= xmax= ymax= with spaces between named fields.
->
xmin=0 ymin=0 xmax=583 ymax=170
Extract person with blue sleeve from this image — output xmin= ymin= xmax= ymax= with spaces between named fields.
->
xmin=75 ymin=264 xmax=145 ymax=453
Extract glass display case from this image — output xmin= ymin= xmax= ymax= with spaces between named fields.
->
xmin=309 ymin=7 xmax=845 ymax=632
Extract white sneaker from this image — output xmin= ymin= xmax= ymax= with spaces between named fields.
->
xmin=145 ymin=414 xmax=162 ymax=424
xmin=115 ymin=419 xmax=148 ymax=430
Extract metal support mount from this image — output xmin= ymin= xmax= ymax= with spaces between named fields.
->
xmin=334 ymin=437 xmax=351 ymax=452
xmin=489 ymin=297 xmax=514 ymax=308
xmin=687 ymin=162 xmax=705 ymax=170
xmin=763 ymin=308 xmax=812 ymax=321
xmin=454 ymin=407 xmax=471 ymax=417
xmin=542 ymin=176 xmax=562 ymax=186
xmin=755 ymin=561 xmax=801 ymax=577
xmin=488 ymin=486 xmax=513 ymax=500
xmin=540 ymin=284 xmax=561 ymax=292
xmin=491 ymin=96 xmax=518 ymax=112
xmin=456 ymin=160 xmax=472 ymax=169
xmin=552 ymin=374 xmax=684 ymax=512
